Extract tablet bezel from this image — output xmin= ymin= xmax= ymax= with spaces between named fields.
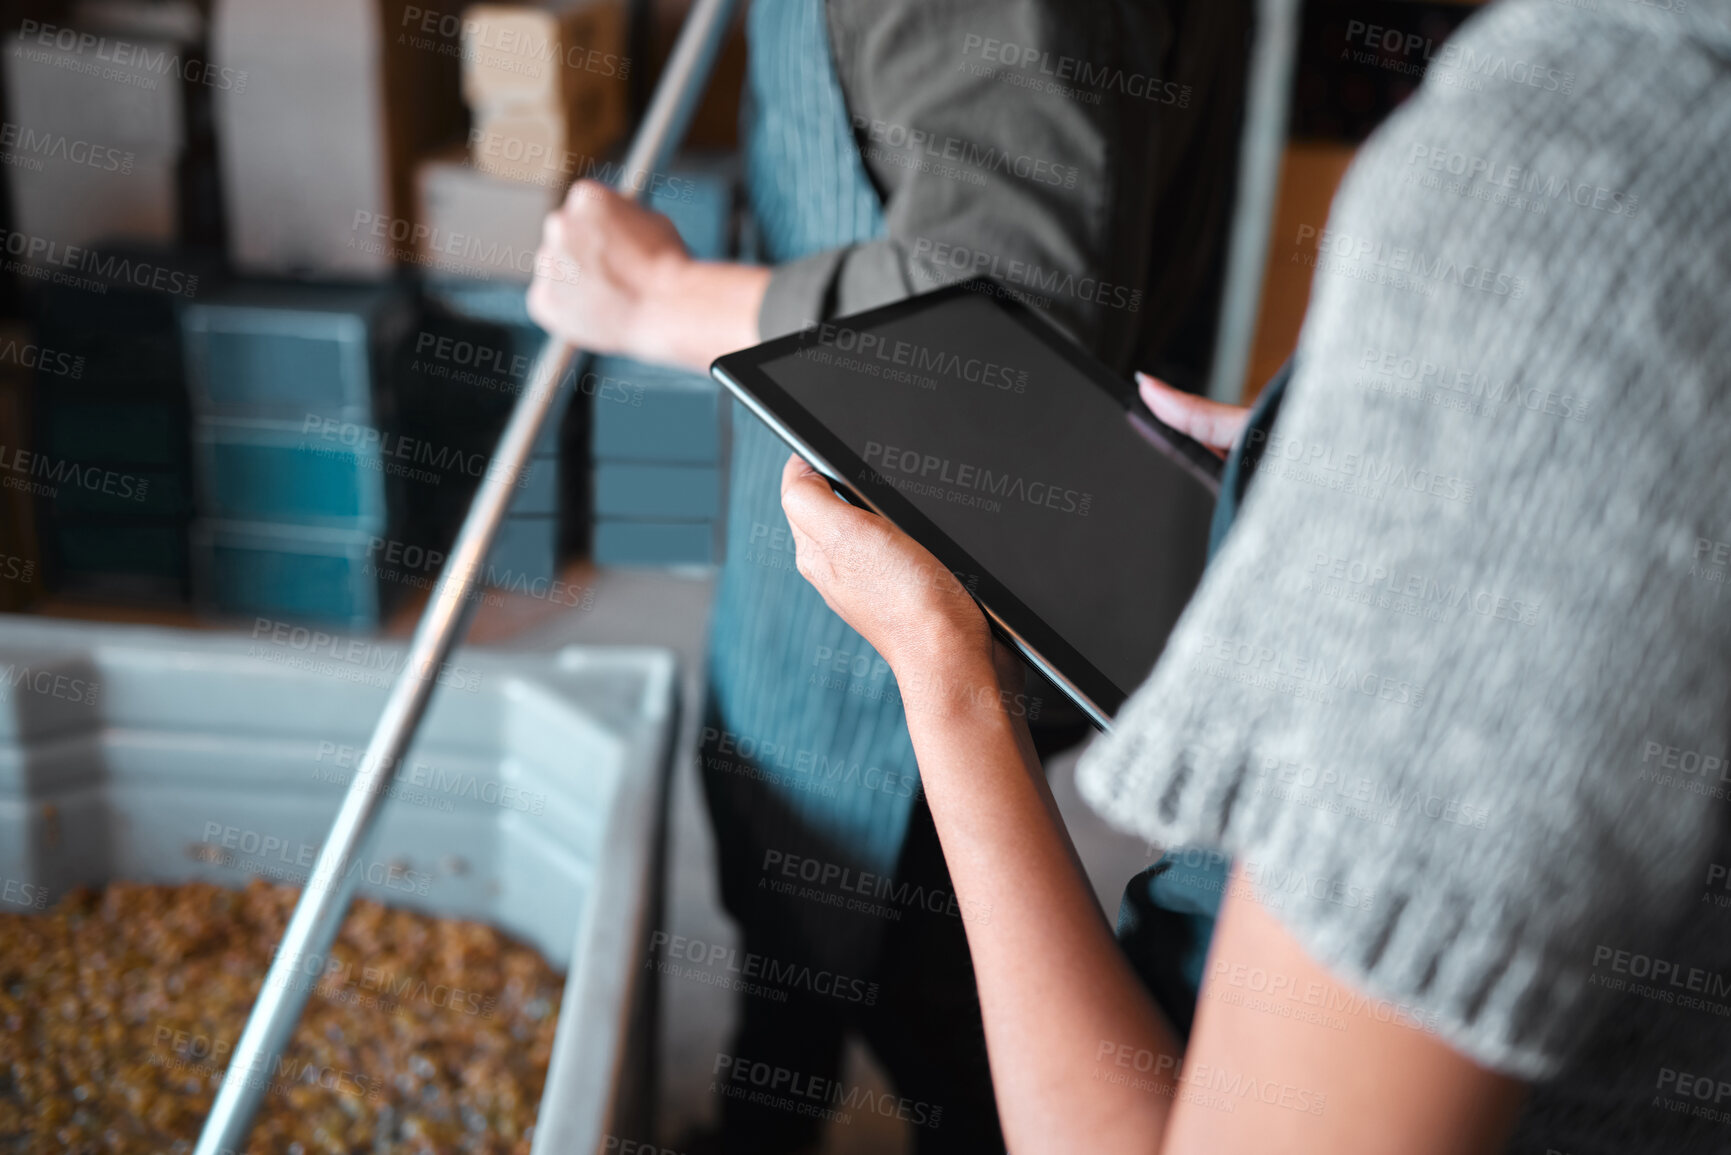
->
xmin=710 ymin=278 xmax=1220 ymax=730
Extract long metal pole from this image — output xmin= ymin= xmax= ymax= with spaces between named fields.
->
xmin=1205 ymin=0 xmax=1300 ymax=403
xmin=194 ymin=2 xmax=740 ymax=1149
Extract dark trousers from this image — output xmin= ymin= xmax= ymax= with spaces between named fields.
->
xmin=715 ymin=789 xmax=1004 ymax=1154
xmin=708 ymin=714 xmax=1092 ymax=1153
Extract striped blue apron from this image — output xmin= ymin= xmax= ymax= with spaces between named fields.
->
xmin=699 ymin=0 xmax=916 ymax=975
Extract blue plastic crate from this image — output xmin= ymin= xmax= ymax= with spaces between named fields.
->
xmin=592 ymin=462 xmax=720 ymax=520
xmin=402 ymin=307 xmax=574 ymax=458
xmin=647 ymin=156 xmax=737 ymax=262
xmin=47 ymin=466 xmax=190 ymax=519
xmin=31 ymin=247 xmax=217 ymax=370
xmin=29 ymin=327 xmax=183 ymax=395
xmin=509 ymin=456 xmax=561 ymax=517
xmin=47 ymin=518 xmax=188 ymax=584
xmin=42 ymin=517 xmax=189 ymax=602
xmin=39 ymin=398 xmax=187 ymax=468
xmin=191 ymin=519 xmax=387 ymax=629
xmin=587 ymin=356 xmax=720 ymax=464
xmin=591 ymin=519 xmax=715 ymax=567
xmin=181 ymin=283 xmax=412 ymax=421
xmin=420 ymin=281 xmax=534 ymax=329
xmin=193 ymin=417 xmax=390 ymax=530
xmin=487 ymin=515 xmax=558 ymax=587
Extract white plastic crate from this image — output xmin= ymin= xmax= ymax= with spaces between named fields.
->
xmin=0 ymin=616 xmax=679 ymax=1152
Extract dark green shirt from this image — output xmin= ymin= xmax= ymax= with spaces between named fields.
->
xmin=758 ymin=0 xmax=1250 ymax=389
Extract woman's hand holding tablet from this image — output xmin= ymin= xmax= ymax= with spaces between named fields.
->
xmin=711 ymin=280 xmax=1224 ymax=728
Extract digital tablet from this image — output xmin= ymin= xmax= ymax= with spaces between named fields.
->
xmin=711 ymin=280 xmax=1222 ymax=729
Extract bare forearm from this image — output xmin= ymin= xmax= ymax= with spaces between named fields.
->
xmin=899 ymin=660 xmax=1183 ymax=1151
xmin=632 ymin=258 xmax=771 ymax=373
xmin=777 ymin=449 xmax=1533 ymax=1155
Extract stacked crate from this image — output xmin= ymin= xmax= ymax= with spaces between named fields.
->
xmin=419 ymin=147 xmax=738 ymax=579
xmin=484 ymin=323 xmax=570 ymax=587
xmin=182 ymin=284 xmax=417 ymax=628
xmin=28 ymin=267 xmax=204 ymax=604
xmin=406 ymin=1 xmax=631 ymax=587
xmin=394 ymin=307 xmax=572 ymax=587
xmin=587 ymin=356 xmax=722 ymax=565
xmin=587 ymin=155 xmax=736 ymax=567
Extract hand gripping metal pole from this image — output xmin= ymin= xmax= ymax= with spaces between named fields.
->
xmin=194 ymin=1 xmax=740 ymax=1149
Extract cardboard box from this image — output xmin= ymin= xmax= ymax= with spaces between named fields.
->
xmin=470 ymin=104 xmax=565 ymax=186
xmin=211 ymin=0 xmax=466 ymax=276
xmin=2 ymin=29 xmax=186 ymax=153
xmin=462 ymin=0 xmax=627 ymax=187
xmin=416 ymin=150 xmax=558 ymax=281
xmin=469 ymin=102 xmax=614 ymax=187
xmin=461 ymin=0 xmax=628 ymax=120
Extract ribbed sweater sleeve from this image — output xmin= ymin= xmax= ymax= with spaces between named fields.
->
xmin=1076 ymin=0 xmax=1731 ymax=1080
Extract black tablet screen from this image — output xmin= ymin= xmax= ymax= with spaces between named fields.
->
xmin=756 ymin=289 xmax=1214 ymax=704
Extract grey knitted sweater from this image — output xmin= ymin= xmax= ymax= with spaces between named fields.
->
xmin=1076 ymin=2 xmax=1731 ymax=1152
